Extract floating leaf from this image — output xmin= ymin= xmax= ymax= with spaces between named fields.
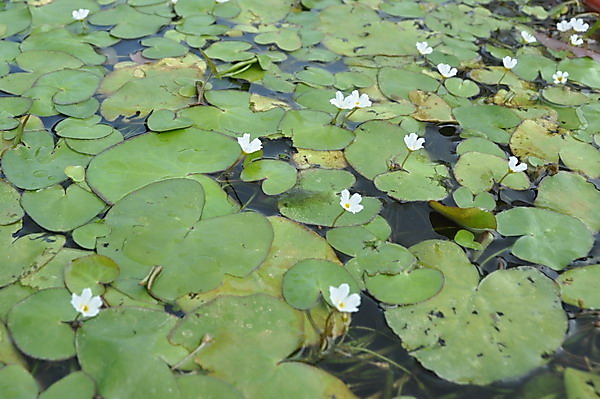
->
xmin=7 ymin=289 xmax=77 ymax=360
xmin=2 ymin=131 xmax=92 ymax=190
xmin=0 ymin=180 xmax=23 ymax=225
xmin=496 ymin=207 xmax=594 ymax=270
xmin=146 ymin=109 xmax=193 ymax=132
xmin=365 ymin=268 xmax=444 ymax=305
xmin=278 ymin=169 xmax=381 ymax=227
xmin=21 ymin=184 xmax=106 ymax=232
xmin=279 ymin=110 xmax=355 ymax=151
xmin=454 ymin=105 xmax=521 ymax=143
xmin=240 ymin=159 xmax=297 ymax=195
xmin=170 ymin=294 xmax=356 ymax=398
xmin=453 ymin=152 xmax=529 ymax=194
xmin=535 ymin=172 xmax=600 ymax=233
xmin=0 ymin=365 xmax=38 ymax=399
xmin=557 ymin=265 xmax=600 ymax=309
xmin=385 ymin=240 xmax=567 ymax=385
xmin=90 ymin=4 xmax=171 ymax=39
xmin=0 ymin=233 xmax=65 ymax=288
xmin=564 ymin=368 xmax=600 ymax=399
xmin=76 ymin=307 xmax=187 ymax=399
xmin=454 ymin=229 xmax=483 ymax=250
xmin=87 ymin=128 xmax=240 ymax=204
xmin=282 ymin=259 xmax=359 ymax=310
xmin=38 ymin=371 xmax=96 ymax=399
xmin=64 ymin=255 xmax=119 ymax=296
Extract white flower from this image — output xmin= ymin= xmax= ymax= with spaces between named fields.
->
xmin=237 ymin=133 xmax=262 ymax=154
xmin=216 ymin=0 xmax=229 ymax=3
xmin=570 ymin=34 xmax=584 ymax=46
xmin=416 ymin=41 xmax=433 ymax=55
xmin=71 ymin=288 xmax=102 ymax=318
xmin=569 ymin=18 xmax=589 ymax=33
xmin=330 ymin=91 xmax=350 ymax=109
xmin=329 ymin=283 xmax=361 ymax=313
xmin=553 ymin=71 xmax=569 ymax=85
xmin=520 ymin=31 xmax=537 ymax=44
xmin=556 ymin=20 xmax=572 ymax=32
xmin=72 ymin=8 xmax=90 ymax=21
xmin=437 ymin=63 xmax=457 ymax=78
xmin=502 ymin=56 xmax=518 ymax=70
xmin=339 ymin=189 xmax=363 ymax=214
xmin=403 ymin=132 xmax=425 ymax=151
xmin=344 ymin=90 xmax=372 ymax=109
xmin=508 ymin=156 xmax=527 ymax=173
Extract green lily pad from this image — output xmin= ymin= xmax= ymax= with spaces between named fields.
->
xmin=55 ymin=116 xmax=114 ymax=140
xmin=0 ymin=180 xmax=23 ymax=225
xmin=240 ymin=159 xmax=297 ymax=195
xmin=72 ymin=221 xmax=112 ymax=250
xmin=86 ymin=128 xmax=240 ymax=204
xmin=180 ymin=90 xmax=285 ymax=137
xmin=99 ymin=55 xmax=205 ymax=121
xmin=204 ymin=41 xmax=255 ymax=62
xmin=141 ymin=36 xmax=188 ymax=59
xmin=453 ymin=152 xmax=530 ymax=194
xmin=7 ymin=289 xmax=77 ymax=360
xmin=496 ymin=207 xmax=594 ymax=270
xmin=429 ymin=200 xmax=496 ymax=231
xmin=374 ymin=157 xmax=451 ymax=202
xmin=379 ymin=67 xmax=439 ymax=101
xmin=344 ymin=121 xmax=418 ymax=180
xmin=20 ymin=248 xmax=90 ymax=291
xmin=76 ymin=307 xmax=187 ymax=399
xmin=535 ymin=172 xmax=600 ymax=233
xmin=177 ymin=374 xmax=244 ymax=399
xmin=453 ymin=105 xmax=521 ymax=143
xmin=64 ymin=254 xmax=119 ymax=296
xmin=365 ymin=268 xmax=444 ymax=305
xmin=385 ymin=240 xmax=567 ymax=385
xmin=0 ymin=233 xmax=66 ymax=288
xmin=90 ymin=4 xmax=171 ymax=39
xmin=146 ymin=109 xmax=194 ymax=132
xmin=279 ymin=110 xmax=355 ymax=151
xmin=21 ymin=184 xmax=106 ymax=232
xmin=0 ymin=365 xmax=38 ymax=399
xmin=2 ymin=131 xmax=92 ymax=190
xmin=510 ymin=119 xmax=600 ymax=178
xmin=255 ymin=28 xmax=302 ymax=51
xmin=556 ymin=265 xmax=600 ymax=309
xmin=410 ymin=91 xmax=456 ymax=123
xmin=444 ymin=77 xmax=480 ymax=98
xmin=38 ymin=371 xmax=95 ymax=399
xmin=557 ymin=58 xmax=600 ymax=89
xmin=20 ymin=28 xmax=105 ymax=65
xmin=454 ymin=229 xmax=483 ymax=250
xmin=542 ymin=86 xmax=589 ymax=106
xmin=452 ymin=186 xmax=496 ymax=211
xmin=170 ymin=294 xmax=356 ymax=398
xmin=326 ymin=216 xmax=391 ymax=257
xmin=278 ymin=169 xmax=381 ymax=227
xmin=564 ymin=368 xmax=600 ymax=399
xmin=33 ymin=69 xmax=100 ymax=106
xmin=282 ymin=259 xmax=359 ymax=310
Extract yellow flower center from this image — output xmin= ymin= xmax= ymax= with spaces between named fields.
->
xmin=344 ymin=203 xmax=350 ymax=208
xmin=355 ymin=101 xmax=360 ymax=106
xmin=82 ymin=305 xmax=89 ymax=312
xmin=339 ymin=302 xmax=345 ymax=309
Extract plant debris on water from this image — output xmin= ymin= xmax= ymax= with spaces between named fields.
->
xmin=0 ymin=0 xmax=599 ymax=398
